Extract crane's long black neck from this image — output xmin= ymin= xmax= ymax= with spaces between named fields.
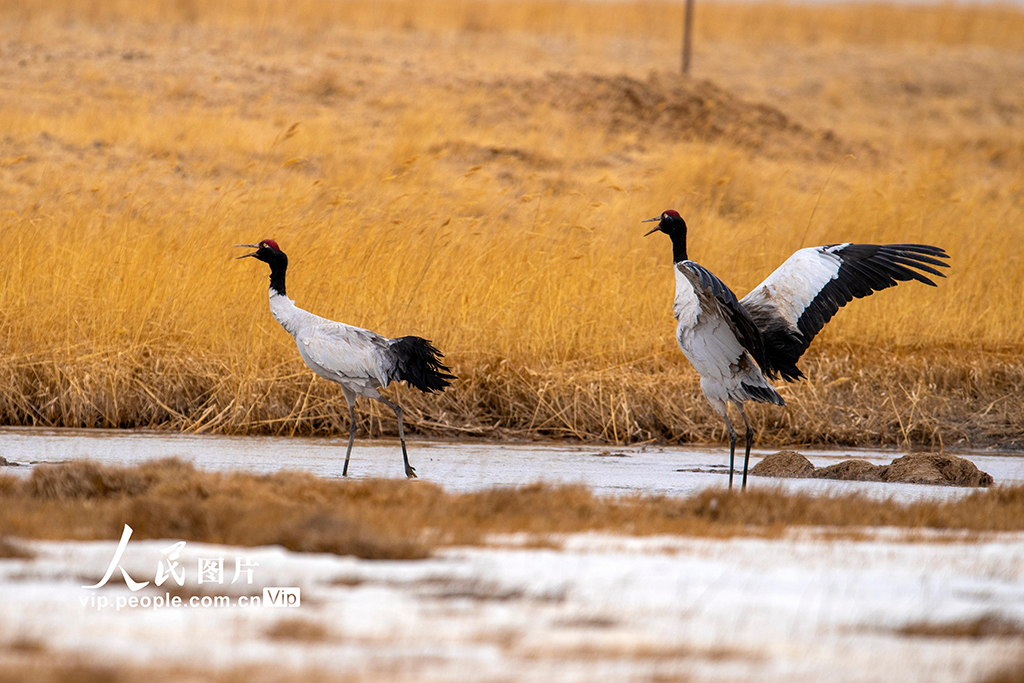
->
xmin=267 ymin=253 xmax=288 ymax=297
xmin=666 ymin=224 xmax=688 ymax=263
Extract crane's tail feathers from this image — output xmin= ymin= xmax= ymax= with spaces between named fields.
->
xmin=390 ymin=336 xmax=456 ymax=393
xmin=741 ymin=382 xmax=786 ymax=407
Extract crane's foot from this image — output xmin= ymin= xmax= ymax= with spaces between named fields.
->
xmin=400 ymin=439 xmax=417 ymax=478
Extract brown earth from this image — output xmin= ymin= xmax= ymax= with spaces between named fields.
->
xmin=750 ymin=452 xmax=994 ymax=487
xmin=885 ymin=455 xmax=995 ymax=487
xmin=747 ymin=450 xmax=816 ymax=478
xmin=477 ymin=72 xmax=850 ymax=159
xmin=813 ymin=459 xmax=886 ymax=482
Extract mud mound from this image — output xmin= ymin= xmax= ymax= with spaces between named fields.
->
xmin=749 ymin=450 xmax=815 ymax=478
xmin=751 ymin=452 xmax=993 ymax=487
xmin=812 ymin=459 xmax=886 ymax=482
xmin=885 ymin=455 xmax=994 ymax=487
xmin=497 ymin=72 xmax=846 ymax=159
xmin=428 ymin=140 xmax=560 ymax=170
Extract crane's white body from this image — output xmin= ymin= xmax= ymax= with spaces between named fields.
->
xmin=269 ymin=290 xmax=394 ymax=401
xmin=674 ymin=263 xmax=778 ymax=415
xmin=239 ymin=239 xmax=454 ymax=479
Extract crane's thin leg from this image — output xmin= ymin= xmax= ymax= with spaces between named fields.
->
xmin=737 ymin=403 xmax=754 ymax=491
xmin=721 ymin=409 xmax=738 ymax=491
xmin=342 ymin=391 xmax=357 ymax=477
xmin=377 ymin=396 xmax=416 ymax=479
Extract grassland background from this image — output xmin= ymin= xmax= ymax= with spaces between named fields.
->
xmin=0 ymin=0 xmax=1022 ymax=448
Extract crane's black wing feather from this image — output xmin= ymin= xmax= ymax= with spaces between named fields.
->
xmin=740 ymin=243 xmax=949 ymax=381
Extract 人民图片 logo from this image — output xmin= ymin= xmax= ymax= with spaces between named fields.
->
xmin=78 ymin=524 xmax=299 ymax=611
xmin=82 ymin=524 xmax=259 ymax=591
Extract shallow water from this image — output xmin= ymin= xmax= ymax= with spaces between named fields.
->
xmin=3 ymin=427 xmax=1024 ymax=681
xmin=1 ymin=426 xmax=1021 ymax=499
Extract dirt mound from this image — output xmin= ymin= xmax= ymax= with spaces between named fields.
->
xmin=812 ymin=459 xmax=886 ymax=482
xmin=885 ymin=455 xmax=994 ymax=487
xmin=749 ymin=450 xmax=815 ymax=478
xmin=428 ymin=140 xmax=560 ymax=169
xmin=492 ymin=71 xmax=847 ymax=159
xmin=751 ymin=452 xmax=993 ymax=487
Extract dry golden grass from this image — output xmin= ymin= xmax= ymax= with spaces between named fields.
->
xmin=6 ymin=0 xmax=1024 ymax=50
xmin=898 ymin=614 xmax=1024 ymax=639
xmin=265 ymin=618 xmax=330 ymax=643
xmin=11 ymin=459 xmax=434 ymax=559
xmin=0 ymin=663 xmax=121 ymax=683
xmin=0 ymin=661 xmax=360 ymax=683
xmin=0 ymin=537 xmax=34 ymax=559
xmin=984 ymin=661 xmax=1024 ymax=683
xmin=0 ymin=0 xmax=1022 ymax=446
xmin=2 ymin=460 xmax=1024 ymax=553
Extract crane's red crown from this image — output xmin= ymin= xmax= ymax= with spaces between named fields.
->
xmin=260 ymin=239 xmax=280 ymax=251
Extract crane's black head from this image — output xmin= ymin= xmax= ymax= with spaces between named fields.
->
xmin=642 ymin=210 xmax=688 ymax=262
xmin=237 ymin=239 xmax=288 ymax=296
xmin=236 ymin=239 xmax=286 ymax=264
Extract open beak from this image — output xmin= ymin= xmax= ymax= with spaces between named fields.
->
xmin=642 ymin=217 xmax=661 ymax=236
xmin=235 ymin=244 xmax=259 ymax=259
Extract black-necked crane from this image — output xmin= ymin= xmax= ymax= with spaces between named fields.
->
xmin=643 ymin=210 xmax=949 ymax=490
xmin=237 ymin=239 xmax=455 ymax=479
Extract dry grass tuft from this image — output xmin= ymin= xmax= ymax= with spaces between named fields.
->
xmin=265 ymin=618 xmax=330 ymax=642
xmin=3 ymin=460 xmax=1024 ymax=551
xmin=27 ymin=461 xmax=161 ymax=500
xmin=0 ymin=661 xmax=350 ymax=683
xmin=6 ymin=637 xmax=46 ymax=654
xmin=0 ymin=662 xmax=122 ymax=683
xmin=5 ymin=459 xmax=433 ymax=559
xmin=899 ymin=615 xmax=1024 ymax=639
xmin=0 ymin=537 xmax=34 ymax=559
xmin=983 ymin=660 xmax=1024 ymax=683
xmin=274 ymin=514 xmax=430 ymax=560
xmin=518 ymin=639 xmax=752 ymax=663
xmin=416 ymin=576 xmax=554 ymax=603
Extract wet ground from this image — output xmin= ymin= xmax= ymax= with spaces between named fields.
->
xmin=3 ymin=428 xmax=1024 ymax=681
xmin=1 ymin=426 xmax=1022 ymax=500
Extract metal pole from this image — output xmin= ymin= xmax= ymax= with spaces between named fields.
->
xmin=682 ymin=0 xmax=695 ymax=75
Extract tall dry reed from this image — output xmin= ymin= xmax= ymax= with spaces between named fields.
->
xmin=0 ymin=1 xmax=1021 ymax=445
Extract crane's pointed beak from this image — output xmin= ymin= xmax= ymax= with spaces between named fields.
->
xmin=235 ymin=244 xmax=259 ymax=259
xmin=642 ymin=217 xmax=662 ymax=236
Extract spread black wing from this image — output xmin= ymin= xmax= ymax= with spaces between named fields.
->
xmin=740 ymin=243 xmax=949 ymax=381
